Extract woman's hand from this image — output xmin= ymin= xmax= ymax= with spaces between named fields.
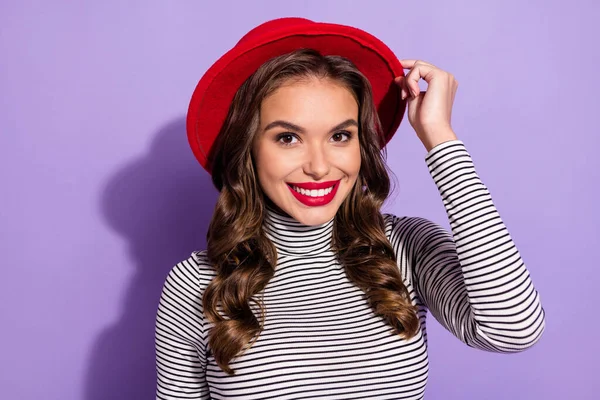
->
xmin=395 ymin=59 xmax=459 ymax=152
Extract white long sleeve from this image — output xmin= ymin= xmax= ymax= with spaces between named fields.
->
xmin=389 ymin=139 xmax=545 ymax=351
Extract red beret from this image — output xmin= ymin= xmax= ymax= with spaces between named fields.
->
xmin=186 ymin=17 xmax=406 ymax=173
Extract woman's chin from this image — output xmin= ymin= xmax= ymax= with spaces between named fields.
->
xmin=288 ymin=203 xmax=339 ymax=226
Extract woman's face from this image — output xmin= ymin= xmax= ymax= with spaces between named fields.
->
xmin=252 ymin=77 xmax=361 ymax=226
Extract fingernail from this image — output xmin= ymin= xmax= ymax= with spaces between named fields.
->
xmin=401 ymin=89 xmax=407 ymax=100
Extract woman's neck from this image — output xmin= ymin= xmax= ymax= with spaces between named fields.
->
xmin=263 ymin=205 xmax=335 ymax=256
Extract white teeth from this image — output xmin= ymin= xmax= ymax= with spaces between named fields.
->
xmin=292 ymin=185 xmax=334 ymax=197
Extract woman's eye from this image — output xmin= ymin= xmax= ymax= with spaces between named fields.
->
xmin=331 ymin=131 xmax=352 ymax=142
xmin=277 ymin=133 xmax=298 ymax=145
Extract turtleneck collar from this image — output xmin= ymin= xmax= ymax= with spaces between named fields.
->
xmin=263 ymin=206 xmax=335 ymax=256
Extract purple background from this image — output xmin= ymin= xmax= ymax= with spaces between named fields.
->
xmin=1 ymin=1 xmax=598 ymax=399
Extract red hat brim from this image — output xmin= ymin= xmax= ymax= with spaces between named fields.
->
xmin=186 ymin=18 xmax=406 ymax=173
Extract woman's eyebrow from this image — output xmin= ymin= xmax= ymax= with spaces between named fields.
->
xmin=263 ymin=119 xmax=358 ymax=133
xmin=330 ymin=119 xmax=358 ymax=132
xmin=263 ymin=120 xmax=305 ymax=133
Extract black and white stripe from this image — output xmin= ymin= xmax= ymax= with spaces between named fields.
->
xmin=155 ymin=140 xmax=545 ymax=399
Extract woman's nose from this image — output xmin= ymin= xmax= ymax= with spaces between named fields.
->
xmin=302 ymin=145 xmax=331 ymax=180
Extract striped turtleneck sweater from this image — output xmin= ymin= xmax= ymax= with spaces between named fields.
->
xmin=155 ymin=140 xmax=546 ymax=399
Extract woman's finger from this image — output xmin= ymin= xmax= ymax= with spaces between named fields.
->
xmin=404 ymin=62 xmax=437 ymax=97
xmin=394 ymin=76 xmax=409 ymax=100
xmin=399 ymin=59 xmax=437 ymax=69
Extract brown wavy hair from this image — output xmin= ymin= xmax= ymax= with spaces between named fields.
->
xmin=203 ymin=49 xmax=419 ymax=374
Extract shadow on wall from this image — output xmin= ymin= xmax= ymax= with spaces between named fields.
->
xmin=84 ymin=118 xmax=218 ymax=399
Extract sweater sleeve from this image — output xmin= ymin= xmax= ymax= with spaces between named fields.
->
xmin=402 ymin=139 xmax=545 ymax=352
xmin=155 ymin=253 xmax=212 ymax=399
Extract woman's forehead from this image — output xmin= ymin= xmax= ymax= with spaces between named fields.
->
xmin=259 ymin=78 xmax=359 ymax=128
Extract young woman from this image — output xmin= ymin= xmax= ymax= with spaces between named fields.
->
xmin=155 ymin=18 xmax=545 ymax=399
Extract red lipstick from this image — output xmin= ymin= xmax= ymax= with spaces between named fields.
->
xmin=286 ymin=180 xmax=340 ymax=207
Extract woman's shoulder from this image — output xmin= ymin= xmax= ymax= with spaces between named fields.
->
xmin=162 ymin=250 xmax=216 ymax=296
xmin=156 ymin=251 xmax=214 ymax=342
xmin=382 ymin=213 xmax=441 ymax=242
xmin=191 ymin=250 xmax=218 ymax=276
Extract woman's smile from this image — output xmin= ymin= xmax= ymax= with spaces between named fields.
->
xmin=286 ymin=180 xmax=341 ymax=206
